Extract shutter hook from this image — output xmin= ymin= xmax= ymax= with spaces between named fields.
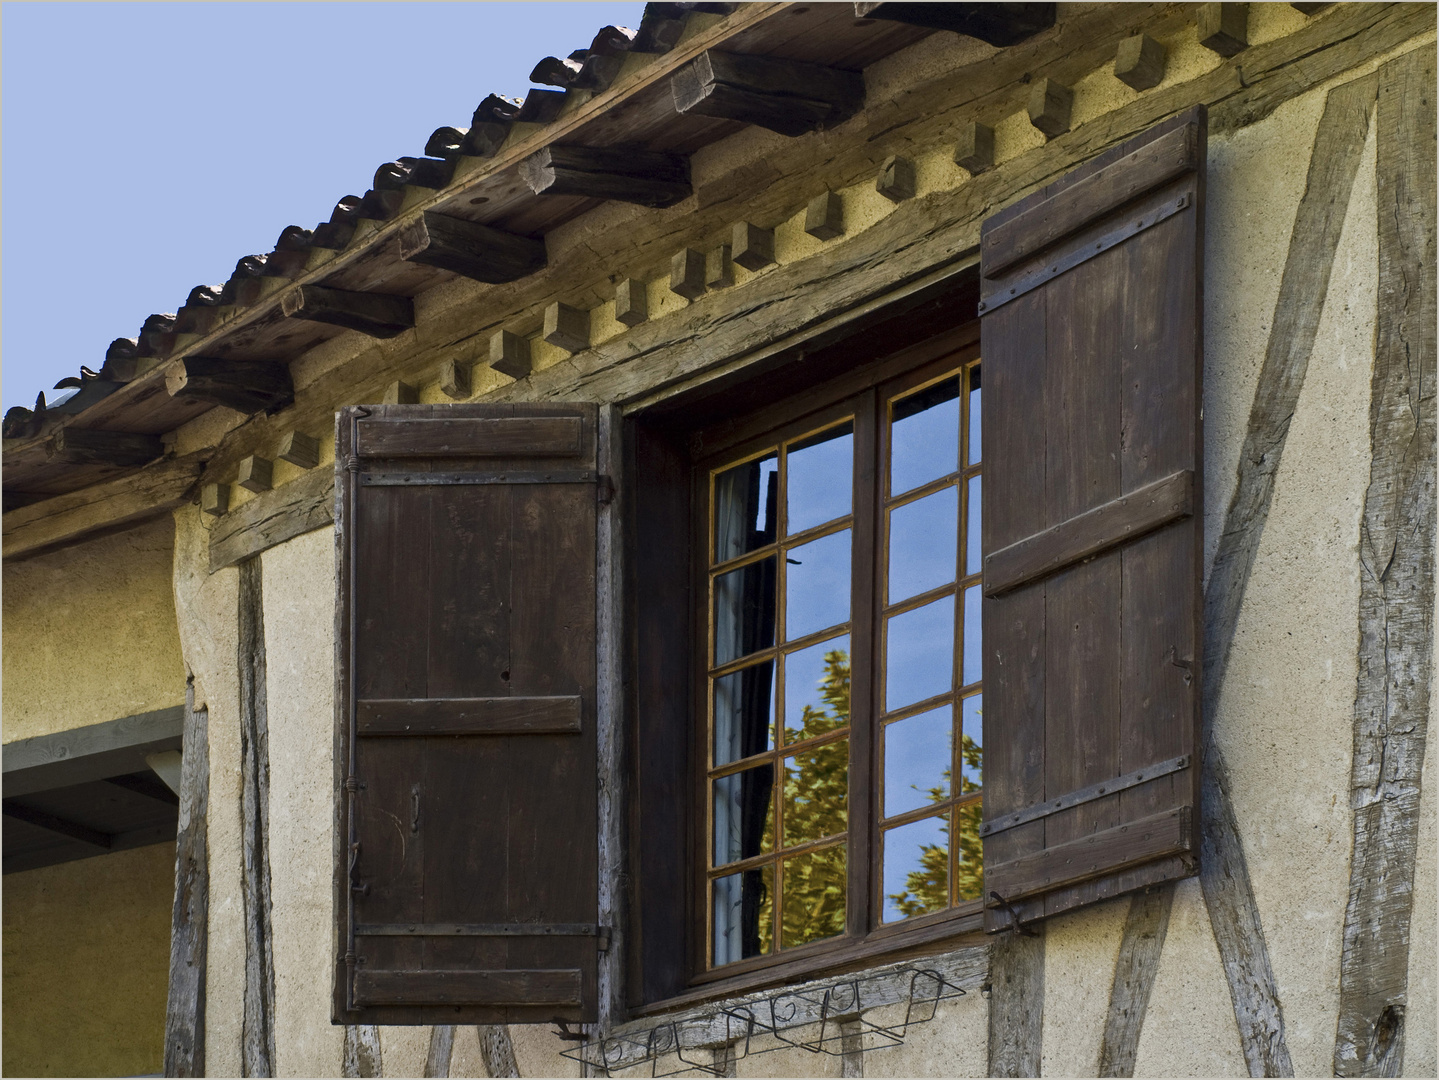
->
xmin=410 ymin=784 xmax=421 ymax=834
xmin=1166 ymin=646 xmax=1194 ymax=685
xmin=989 ymin=891 xmax=1038 ymax=936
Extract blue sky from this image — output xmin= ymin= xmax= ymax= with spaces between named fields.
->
xmin=1 ymin=1 xmax=646 ymax=414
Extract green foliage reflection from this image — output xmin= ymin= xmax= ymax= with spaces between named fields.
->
xmin=885 ymin=728 xmax=984 ymax=916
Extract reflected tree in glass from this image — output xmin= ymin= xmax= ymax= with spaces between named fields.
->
xmin=884 ymin=727 xmax=983 ymax=916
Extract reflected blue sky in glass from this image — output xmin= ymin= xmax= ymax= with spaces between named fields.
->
xmin=786 ymin=529 xmax=850 ymax=640
xmin=889 ymin=487 xmax=957 ymax=604
xmin=882 ymin=814 xmax=948 ymax=923
xmin=963 ymin=586 xmax=982 ymax=686
xmin=787 ymin=424 xmax=852 ymax=535
xmin=886 ymin=595 xmax=955 ymax=712
xmin=784 ymin=634 xmax=849 ymax=742
xmin=884 ymin=707 xmax=952 ymax=817
xmin=965 ymin=476 xmax=982 ymax=577
xmin=961 ymin=694 xmax=983 ymax=790
xmin=891 ymin=379 xmax=959 ymax=496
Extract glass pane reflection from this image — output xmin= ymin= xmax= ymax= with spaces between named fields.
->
xmin=783 ymin=636 xmax=850 ymax=744
xmin=963 ymin=586 xmax=982 ymax=686
xmin=783 ymin=739 xmax=848 ymax=846
xmin=781 ymin=844 xmax=847 ymax=948
xmin=715 ymin=454 xmax=778 ymax=563
xmin=890 ymin=487 xmax=958 ymax=604
xmin=787 ymin=423 xmax=853 ymax=535
xmin=884 ymin=708 xmax=952 ymax=817
xmin=965 ymin=475 xmax=982 ymax=577
xmin=961 ymin=694 xmax=983 ymax=792
xmin=886 ymin=595 xmax=955 ymax=712
xmin=968 ymin=368 xmax=982 ymax=467
xmin=713 ymin=865 xmax=773 ymax=964
xmin=714 ymin=557 xmax=776 ymax=666
xmin=713 ymin=764 xmax=775 ymax=866
xmin=713 ymin=662 xmax=775 ymax=768
xmin=891 ymin=378 xmax=960 ymax=496
xmin=785 ymin=529 xmax=851 ymax=640
xmin=882 ymin=814 xmax=949 ymax=923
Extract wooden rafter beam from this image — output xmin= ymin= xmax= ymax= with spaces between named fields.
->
xmin=166 ymin=357 xmax=294 ymax=415
xmin=3 ymin=800 xmax=112 ymax=850
xmin=398 ymin=211 xmax=548 ymax=284
xmin=854 ymin=2 xmax=1055 ymax=46
xmin=280 ymin=285 xmax=415 ymax=339
xmin=671 ymin=50 xmax=865 ymax=136
xmin=520 ymin=145 xmax=692 ymax=207
xmin=49 ymin=427 xmax=164 ymax=467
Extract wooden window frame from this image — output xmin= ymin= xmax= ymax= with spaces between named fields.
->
xmin=628 ymin=318 xmax=987 ymax=1012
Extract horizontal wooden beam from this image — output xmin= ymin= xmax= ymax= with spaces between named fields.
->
xmin=209 ymin=466 xmax=334 ymax=573
xmin=354 ymin=969 xmax=583 ymax=1008
xmin=355 ymin=416 xmax=583 ymax=459
xmin=3 ymin=800 xmax=112 ymax=850
xmin=520 ymin=144 xmax=692 ymax=207
xmin=854 ymin=2 xmax=1055 ymax=46
xmin=49 ymin=428 xmax=164 ymax=467
xmin=357 ymin=696 xmax=582 ymax=736
xmin=671 ymin=50 xmax=865 ymax=136
xmin=398 ymin=211 xmax=547 ymax=284
xmin=104 ymin=772 xmax=181 ymax=808
xmin=3 ymin=706 xmax=185 ymax=798
xmin=280 ymin=285 xmax=414 ymax=339
xmin=166 ymin=357 xmax=294 ymax=415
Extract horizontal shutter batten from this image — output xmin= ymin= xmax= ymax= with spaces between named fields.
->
xmin=982 ymin=121 xmax=1199 ymax=278
xmin=984 ymin=806 xmax=1194 ymax=904
xmin=356 ymin=696 xmax=581 ymax=735
xmin=979 ymin=753 xmax=1191 ymax=837
xmin=353 ymin=969 xmax=583 ymax=1007
xmin=356 ymin=416 xmax=583 ymax=458
xmin=984 ymin=469 xmax=1194 ymax=596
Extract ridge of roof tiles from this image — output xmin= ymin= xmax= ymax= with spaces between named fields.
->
xmin=1 ymin=1 xmax=736 ymax=442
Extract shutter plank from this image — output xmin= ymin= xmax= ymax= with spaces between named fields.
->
xmin=357 ymin=417 xmax=582 ymax=458
xmin=357 ymin=697 xmax=582 ymax=736
xmin=354 ymin=969 xmax=583 ymax=1007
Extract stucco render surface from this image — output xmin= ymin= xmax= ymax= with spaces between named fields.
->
xmin=2 ymin=515 xmax=184 ymax=742
xmin=1131 ymin=878 xmax=1247 ymax=1076
xmin=1211 ymin=104 xmax=1378 ymax=1077
xmin=1040 ymin=898 xmax=1127 ymax=1076
xmin=509 ymin=1021 xmax=580 ymax=1078
xmin=379 ymin=1025 xmax=433 ymax=1078
xmin=262 ymin=526 xmax=344 ymax=1077
xmin=1 ymin=842 xmax=174 ymax=1077
xmin=173 ymin=505 xmax=246 ymax=1077
xmin=862 ymin=991 xmax=987 ymax=1078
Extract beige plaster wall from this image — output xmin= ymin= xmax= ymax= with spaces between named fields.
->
xmin=1 ymin=842 xmax=174 ymax=1077
xmin=1040 ymin=899 xmax=1127 ymax=1076
xmin=2 ymin=515 xmax=184 ymax=742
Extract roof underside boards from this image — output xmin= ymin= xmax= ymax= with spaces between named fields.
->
xmin=0 ymin=1 xmax=1053 ymax=508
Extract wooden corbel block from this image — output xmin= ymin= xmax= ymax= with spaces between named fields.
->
xmin=954 ymin=121 xmax=995 ymax=174
xmin=166 ymin=357 xmax=294 ymax=416
xmin=277 ymin=431 xmax=320 ymax=469
xmin=280 ymin=285 xmax=414 ymax=339
xmin=1197 ymin=3 xmax=1248 ymax=56
xmin=236 ymin=456 xmax=273 ymax=493
xmin=521 ymin=144 xmax=692 ymax=208
xmin=670 ymin=248 xmax=707 ymax=300
xmin=805 ymin=191 xmax=844 ymax=241
xmin=382 ymin=381 xmax=418 ymax=405
xmin=397 ymin=211 xmax=547 ymax=284
xmin=543 ymin=302 xmax=590 ymax=353
xmin=732 ymin=221 xmax=775 ymax=271
xmin=50 ymin=428 xmax=163 ymax=467
xmin=490 ymin=331 xmax=531 ymax=380
xmin=876 ymin=155 xmax=916 ymax=202
xmin=706 ymin=245 xmax=734 ymax=290
xmin=438 ymin=359 xmax=472 ymax=400
xmin=1027 ymin=77 xmax=1073 ymax=139
xmin=1114 ymin=34 xmax=1167 ymax=92
xmin=671 ymin=50 xmax=865 ymax=136
xmin=202 ymin=483 xmax=230 ymax=517
xmin=615 ymin=278 xmax=649 ymax=327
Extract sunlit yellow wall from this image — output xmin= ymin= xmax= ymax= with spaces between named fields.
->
xmin=2 ymin=515 xmax=185 ymax=743
xmin=2 ymin=842 xmax=174 ymax=1077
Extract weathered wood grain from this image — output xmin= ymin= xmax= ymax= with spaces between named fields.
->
xmin=355 ymin=415 xmax=583 ymax=458
xmin=521 ymin=144 xmax=692 ymax=207
xmin=671 ymin=49 xmax=864 ymax=136
xmin=1334 ymin=45 xmax=1436 ymax=1079
xmin=1096 ymin=883 xmax=1174 ymax=1077
xmin=164 ymin=682 xmax=209 ymax=1078
xmin=544 ymin=301 xmax=590 ymax=354
xmin=988 ymin=930 xmax=1044 ymax=1077
xmin=209 ymin=467 xmax=334 ymax=573
xmin=1198 ymin=2 xmax=1248 ymax=57
xmin=1199 ymin=68 xmax=1378 ymax=1079
xmin=281 ymin=285 xmax=415 ymax=339
xmin=1114 ymin=33 xmax=1166 ymax=92
xmin=50 ymin=427 xmax=163 ymax=467
xmin=425 ymin=1025 xmax=455 ymax=1078
xmin=355 ymin=696 xmax=581 ymax=736
xmin=477 ymin=1026 xmax=519 ymax=1077
xmin=342 ymin=1024 xmax=382 ymax=1078
xmin=854 ymin=1 xmax=1056 ymax=45
xmin=239 ymin=558 xmax=277 ymax=1077
xmin=398 ymin=211 xmax=547 ymax=285
xmin=165 ymin=357 xmax=293 ymax=415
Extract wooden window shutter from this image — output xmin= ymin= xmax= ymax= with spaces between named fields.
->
xmin=333 ymin=403 xmax=601 ymax=1023
xmin=979 ymin=107 xmax=1205 ymax=930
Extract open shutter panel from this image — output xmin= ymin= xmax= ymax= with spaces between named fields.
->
xmin=334 ymin=403 xmax=601 ymax=1024
xmin=979 ymin=107 xmax=1205 ymax=931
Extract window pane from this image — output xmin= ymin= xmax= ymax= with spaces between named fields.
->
xmin=965 ymin=475 xmax=982 ymax=577
xmin=781 ymin=844 xmax=847 ymax=948
xmin=713 ymin=864 xmax=773 ymax=965
xmin=787 ymin=422 xmax=853 ymax=535
xmin=713 ymin=764 xmax=775 ymax=866
xmin=883 ymin=707 xmax=952 ymax=818
xmin=891 ymin=378 xmax=959 ymax=496
xmin=785 ymin=529 xmax=851 ymax=640
xmin=962 ymin=585 xmax=982 ymax=686
xmin=713 ymin=661 xmax=776 ymax=768
xmin=954 ymin=800 xmax=983 ymax=902
xmin=961 ymin=694 xmax=983 ymax=793
xmin=882 ymin=814 xmax=949 ymax=923
xmin=714 ymin=556 xmax=776 ymax=666
xmin=885 ymin=595 xmax=955 ymax=712
xmin=783 ymin=635 xmax=850 ymax=744
xmin=889 ymin=487 xmax=958 ymax=604
xmin=783 ymin=738 xmax=848 ymax=847
xmin=714 ymin=454 xmax=778 ymax=562
xmin=967 ymin=366 xmax=981 ymax=467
